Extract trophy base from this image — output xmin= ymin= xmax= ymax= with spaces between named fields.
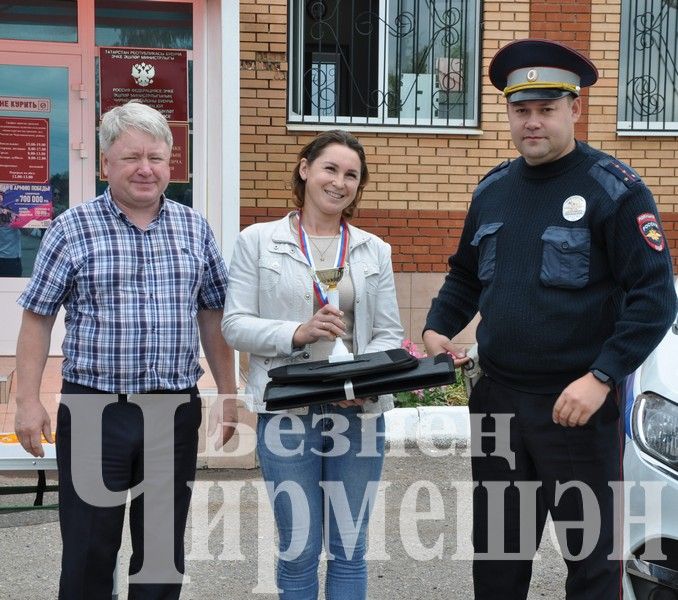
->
xmin=328 ymin=352 xmax=355 ymax=363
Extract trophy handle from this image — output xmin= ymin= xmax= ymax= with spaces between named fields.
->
xmin=327 ymin=287 xmax=339 ymax=308
xmin=314 ymin=267 xmax=353 ymax=362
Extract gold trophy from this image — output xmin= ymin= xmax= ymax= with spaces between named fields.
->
xmin=315 ymin=266 xmax=354 ymax=362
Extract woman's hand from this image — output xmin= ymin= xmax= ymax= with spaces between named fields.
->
xmin=293 ymin=305 xmax=347 ymax=347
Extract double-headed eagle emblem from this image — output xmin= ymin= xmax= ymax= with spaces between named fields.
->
xmin=131 ymin=62 xmax=155 ymax=87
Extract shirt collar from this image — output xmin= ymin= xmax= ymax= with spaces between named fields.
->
xmin=102 ymin=187 xmax=168 ymax=226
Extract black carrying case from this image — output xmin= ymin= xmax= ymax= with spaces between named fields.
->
xmin=267 ymin=348 xmax=418 ymax=383
xmin=264 ymin=349 xmax=455 ymax=411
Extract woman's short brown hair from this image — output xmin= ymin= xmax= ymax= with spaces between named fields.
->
xmin=291 ymin=130 xmax=369 ymax=219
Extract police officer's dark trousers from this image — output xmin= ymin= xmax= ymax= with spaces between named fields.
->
xmin=56 ymin=381 xmax=202 ymax=600
xmin=469 ymin=375 xmax=624 ymax=600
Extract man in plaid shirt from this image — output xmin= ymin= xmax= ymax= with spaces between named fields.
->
xmin=14 ymin=101 xmax=237 ymax=600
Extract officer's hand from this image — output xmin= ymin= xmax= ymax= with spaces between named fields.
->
xmin=422 ymin=330 xmax=470 ymax=368
xmin=552 ymin=373 xmax=610 ymax=427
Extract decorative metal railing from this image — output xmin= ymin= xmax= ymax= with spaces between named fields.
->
xmin=289 ymin=0 xmax=480 ymax=128
xmin=619 ymin=0 xmax=678 ymax=132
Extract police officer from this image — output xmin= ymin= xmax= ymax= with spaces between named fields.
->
xmin=424 ymin=39 xmax=676 ymax=599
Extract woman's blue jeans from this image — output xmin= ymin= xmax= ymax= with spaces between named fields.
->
xmin=257 ymin=404 xmax=385 ymax=600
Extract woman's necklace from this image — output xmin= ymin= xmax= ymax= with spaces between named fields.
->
xmin=308 ymin=234 xmax=339 ymax=262
xmin=296 ymin=210 xmax=349 ymax=306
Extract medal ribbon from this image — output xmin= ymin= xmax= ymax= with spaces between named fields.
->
xmin=297 ymin=211 xmax=349 ymax=306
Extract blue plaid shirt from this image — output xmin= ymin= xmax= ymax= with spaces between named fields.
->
xmin=18 ymin=189 xmax=229 ymax=393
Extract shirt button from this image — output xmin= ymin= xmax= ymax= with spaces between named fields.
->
xmin=302 ymin=352 xmax=310 ymax=359
xmin=561 ymin=242 xmax=569 ymax=250
xmin=274 ymin=245 xmax=279 ymax=250
xmin=264 ymin=358 xmax=270 ymax=364
xmin=356 ymin=298 xmax=361 ymax=303
xmin=305 ymin=293 xmax=311 ymax=300
xmin=272 ymin=262 xmax=279 ymax=268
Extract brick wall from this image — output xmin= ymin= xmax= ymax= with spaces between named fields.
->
xmin=239 ymin=0 xmax=678 ymax=272
xmin=239 ymin=0 xmax=529 ymax=270
xmin=530 ymin=0 xmax=593 ymax=141
xmin=661 ymin=214 xmax=678 ymax=271
xmin=587 ymin=0 xmax=678 ymax=270
xmin=241 ymin=206 xmax=466 ymax=273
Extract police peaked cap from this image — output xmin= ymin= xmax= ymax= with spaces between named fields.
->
xmin=489 ymin=39 xmax=598 ymax=103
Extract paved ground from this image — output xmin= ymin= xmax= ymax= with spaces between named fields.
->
xmin=0 ymin=446 xmax=567 ymax=599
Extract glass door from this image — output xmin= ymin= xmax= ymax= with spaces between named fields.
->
xmin=0 ymin=51 xmax=83 ymax=353
xmin=0 ymin=53 xmax=83 ymax=278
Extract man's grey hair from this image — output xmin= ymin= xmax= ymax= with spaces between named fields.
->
xmin=99 ymin=101 xmax=173 ymax=153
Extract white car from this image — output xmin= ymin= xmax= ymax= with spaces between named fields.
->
xmin=623 ymin=279 xmax=678 ymax=599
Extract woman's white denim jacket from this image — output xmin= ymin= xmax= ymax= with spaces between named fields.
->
xmin=222 ymin=213 xmax=404 ymax=414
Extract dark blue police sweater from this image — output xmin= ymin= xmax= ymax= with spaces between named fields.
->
xmin=425 ymin=141 xmax=676 ymax=393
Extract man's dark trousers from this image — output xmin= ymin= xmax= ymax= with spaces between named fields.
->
xmin=469 ymin=375 xmax=624 ymax=600
xmin=56 ymin=381 xmax=202 ymax=600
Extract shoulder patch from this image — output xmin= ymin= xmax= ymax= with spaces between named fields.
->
xmin=474 ymin=160 xmax=511 ymax=197
xmin=637 ymin=212 xmax=666 ymax=252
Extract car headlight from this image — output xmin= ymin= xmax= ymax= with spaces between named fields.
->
xmin=632 ymin=393 xmax=678 ymax=471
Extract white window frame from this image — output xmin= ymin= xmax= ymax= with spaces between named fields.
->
xmin=617 ymin=0 xmax=678 ymax=134
xmin=287 ymin=0 xmax=481 ymax=133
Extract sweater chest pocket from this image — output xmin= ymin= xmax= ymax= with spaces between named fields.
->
xmin=471 ymin=222 xmax=503 ymax=283
xmin=540 ymin=226 xmax=591 ymax=289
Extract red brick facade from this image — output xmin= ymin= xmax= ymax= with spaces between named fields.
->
xmin=241 ymin=207 xmax=466 ymax=273
xmin=239 ymin=0 xmax=678 ymax=273
xmin=530 ymin=0 xmax=593 ymax=141
xmin=242 ymin=207 xmax=678 ymax=273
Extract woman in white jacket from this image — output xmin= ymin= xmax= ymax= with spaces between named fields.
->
xmin=222 ymin=130 xmax=403 ymax=599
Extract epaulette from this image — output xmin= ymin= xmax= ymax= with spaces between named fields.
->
xmin=589 ymin=157 xmax=643 ymax=202
xmin=601 ymin=158 xmax=642 ymax=188
xmin=474 ymin=160 xmax=511 ymax=196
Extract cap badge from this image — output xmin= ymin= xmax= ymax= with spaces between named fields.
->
xmin=562 ymin=195 xmax=587 ymax=222
xmin=636 ymin=213 xmax=665 ymax=251
xmin=527 ymin=69 xmax=538 ymax=82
